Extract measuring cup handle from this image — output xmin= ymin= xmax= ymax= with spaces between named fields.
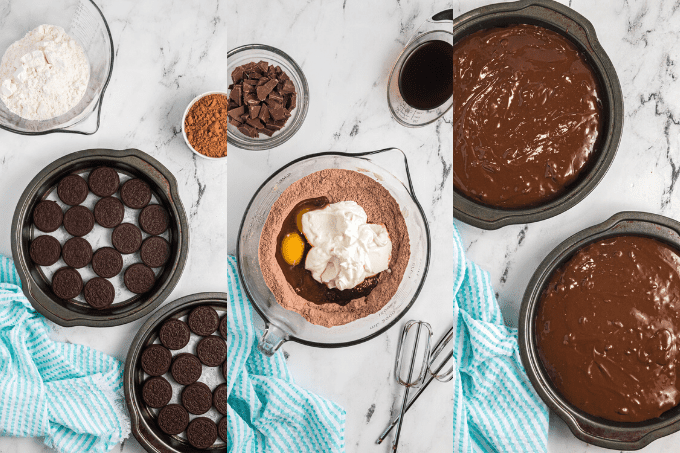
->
xmin=354 ymin=147 xmax=417 ymax=198
xmin=258 ymin=323 xmax=288 ymax=356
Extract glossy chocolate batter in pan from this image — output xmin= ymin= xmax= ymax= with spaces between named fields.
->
xmin=536 ymin=236 xmax=680 ymax=422
xmin=451 ymin=24 xmax=602 ymax=209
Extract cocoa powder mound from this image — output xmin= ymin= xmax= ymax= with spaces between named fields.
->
xmin=258 ymin=169 xmax=410 ymax=327
xmin=184 ymin=94 xmax=228 ymax=158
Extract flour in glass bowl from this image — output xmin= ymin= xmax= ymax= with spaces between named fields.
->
xmin=0 ymin=24 xmax=89 ymax=121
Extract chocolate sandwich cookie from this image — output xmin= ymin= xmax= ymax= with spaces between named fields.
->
xmin=120 ymin=178 xmax=151 ymax=209
xmin=124 ymin=263 xmax=155 ymax=294
xmin=61 ymin=237 xmax=92 ymax=269
xmin=33 ymin=200 xmax=63 ymax=233
xmin=111 ymin=223 xmax=142 ymax=254
xmin=30 ymin=235 xmax=61 ymax=266
xmin=140 ymin=344 xmax=172 ymax=377
xmin=94 ymin=196 xmax=124 ymax=228
xmin=213 ymin=383 xmax=228 ymax=416
xmin=219 ymin=315 xmax=227 ymax=339
xmin=171 ymin=353 xmax=202 ymax=385
xmin=186 ymin=417 xmax=217 ymax=450
xmin=88 ymin=167 xmax=120 ymax=197
xmin=84 ymin=277 xmax=115 ymax=309
xmin=139 ymin=204 xmax=169 ymax=236
xmin=63 ymin=206 xmax=94 ymax=237
xmin=218 ymin=417 xmax=227 ymax=443
xmin=159 ymin=318 xmax=190 ymax=350
xmin=181 ymin=382 xmax=212 ymax=415
xmin=196 ymin=335 xmax=227 ymax=367
xmin=91 ymin=247 xmax=123 ymax=278
xmin=157 ymin=404 xmax=189 ymax=435
xmin=222 ymin=361 xmax=227 ymax=381
xmin=188 ymin=306 xmax=219 ymax=336
xmin=51 ymin=267 xmax=82 ymax=300
xmin=140 ymin=236 xmax=171 ymax=268
xmin=142 ymin=376 xmax=172 ymax=408
xmin=57 ymin=174 xmax=89 ymax=206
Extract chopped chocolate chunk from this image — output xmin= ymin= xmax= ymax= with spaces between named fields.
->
xmin=228 ymin=105 xmax=245 ymax=118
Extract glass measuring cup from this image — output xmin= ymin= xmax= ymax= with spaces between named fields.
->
xmin=387 ymin=10 xmax=453 ymax=127
xmin=236 ymin=148 xmax=431 ymax=356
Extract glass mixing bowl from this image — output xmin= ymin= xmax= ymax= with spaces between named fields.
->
xmin=0 ymin=0 xmax=114 ymax=135
xmin=237 ymin=148 xmax=431 ymax=355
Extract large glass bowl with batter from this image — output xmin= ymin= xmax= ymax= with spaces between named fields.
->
xmin=237 ymin=148 xmax=431 ymax=355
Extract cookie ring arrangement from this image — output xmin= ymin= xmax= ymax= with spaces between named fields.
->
xmin=124 ymin=293 xmax=228 ymax=451
xmin=11 ymin=148 xmax=189 ymax=327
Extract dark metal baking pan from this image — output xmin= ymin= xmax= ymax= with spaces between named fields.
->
xmin=518 ymin=212 xmax=680 ymax=450
xmin=11 ymin=148 xmax=189 ymax=327
xmin=450 ymin=0 xmax=624 ymax=229
xmin=124 ymin=292 xmax=228 ymax=453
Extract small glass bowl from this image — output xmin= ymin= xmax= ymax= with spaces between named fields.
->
xmin=181 ymin=91 xmax=229 ymax=160
xmin=226 ymin=44 xmax=309 ymax=151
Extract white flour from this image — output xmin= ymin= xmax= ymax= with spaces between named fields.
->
xmin=0 ymin=24 xmax=89 ymax=121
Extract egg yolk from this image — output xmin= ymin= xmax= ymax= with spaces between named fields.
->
xmin=296 ymin=207 xmax=311 ymax=232
xmin=281 ymin=232 xmax=305 ymax=266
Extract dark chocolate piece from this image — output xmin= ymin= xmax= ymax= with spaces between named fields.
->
xmin=111 ymin=223 xmax=142 ymax=254
xmin=61 ymin=237 xmax=92 ymax=269
xmin=142 ymin=376 xmax=172 ymax=408
xmin=88 ymin=167 xmax=120 ymax=197
xmin=186 ymin=417 xmax=217 ymax=450
xmin=51 ymin=267 xmax=82 ymax=300
xmin=218 ymin=417 xmax=228 ymax=443
xmin=170 ymin=353 xmax=202 ymax=385
xmin=63 ymin=206 xmax=94 ymax=237
xmin=94 ymin=196 xmax=124 ymax=228
xmin=120 ymin=178 xmax=151 ymax=209
xmin=138 ymin=204 xmax=169 ymax=235
xmin=196 ymin=335 xmax=227 ymax=367
xmin=181 ymin=382 xmax=212 ymax=415
xmin=157 ymin=404 xmax=189 ymax=435
xmin=33 ymin=200 xmax=63 ymax=233
xmin=213 ymin=383 xmax=228 ymax=416
xmin=219 ymin=315 xmax=227 ymax=340
xmin=91 ymin=247 xmax=123 ymax=278
xmin=140 ymin=236 xmax=171 ymax=268
xmin=83 ymin=277 xmax=115 ymax=309
xmin=140 ymin=344 xmax=172 ymax=376
xmin=57 ymin=174 xmax=89 ymax=206
xmin=188 ymin=306 xmax=219 ymax=336
xmin=30 ymin=235 xmax=61 ymax=266
xmin=124 ymin=263 xmax=155 ymax=294
xmin=159 ymin=318 xmax=190 ymax=350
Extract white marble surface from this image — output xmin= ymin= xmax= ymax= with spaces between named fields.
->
xmin=0 ymin=1 xmax=227 ymax=452
xmin=227 ymin=1 xmax=454 ymax=452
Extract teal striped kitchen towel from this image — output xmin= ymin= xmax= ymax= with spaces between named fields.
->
xmin=0 ymin=256 xmax=129 ymax=453
xmin=452 ymin=224 xmax=549 ymax=453
xmin=226 ymin=255 xmax=346 ymax=453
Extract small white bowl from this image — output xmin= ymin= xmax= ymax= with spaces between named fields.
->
xmin=181 ymin=91 xmax=229 ymax=160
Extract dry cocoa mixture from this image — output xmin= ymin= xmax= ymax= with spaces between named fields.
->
xmin=259 ymin=169 xmax=410 ymax=327
xmin=184 ymin=94 xmax=228 ymax=158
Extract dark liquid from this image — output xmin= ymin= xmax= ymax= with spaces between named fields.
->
xmin=399 ymin=40 xmax=454 ymax=110
xmin=274 ymin=197 xmax=381 ymax=306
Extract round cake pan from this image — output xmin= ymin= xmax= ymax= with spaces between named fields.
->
xmin=11 ymin=148 xmax=189 ymax=327
xmin=450 ymin=0 xmax=623 ymax=229
xmin=124 ymin=292 xmax=227 ymax=453
xmin=519 ymin=212 xmax=680 ymax=450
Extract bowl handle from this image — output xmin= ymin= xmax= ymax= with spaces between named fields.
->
xmin=258 ymin=323 xmax=288 ymax=356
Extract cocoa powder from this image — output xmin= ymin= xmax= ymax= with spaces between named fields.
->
xmin=184 ymin=94 xmax=229 ymax=158
xmin=258 ymin=169 xmax=410 ymax=327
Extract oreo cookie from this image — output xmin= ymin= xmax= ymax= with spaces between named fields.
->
xmin=111 ymin=223 xmax=142 ymax=254
xmin=138 ymin=204 xmax=169 ymax=235
xmin=57 ymin=174 xmax=89 ymax=206
xmin=88 ymin=167 xmax=120 ymax=197
xmin=124 ymin=263 xmax=155 ymax=294
xmin=61 ymin=237 xmax=92 ymax=269
xmin=63 ymin=206 xmax=94 ymax=237
xmin=219 ymin=315 xmax=227 ymax=339
xmin=170 ymin=353 xmax=202 ymax=385
xmin=159 ymin=318 xmax=190 ymax=350
xmin=84 ymin=277 xmax=115 ymax=309
xmin=51 ymin=267 xmax=82 ymax=300
xmin=140 ymin=344 xmax=172 ymax=377
xmin=186 ymin=417 xmax=217 ymax=450
xmin=33 ymin=200 xmax=63 ymax=233
xmin=94 ymin=196 xmax=124 ymax=228
xmin=157 ymin=404 xmax=189 ymax=435
xmin=120 ymin=178 xmax=151 ymax=209
xmin=140 ymin=236 xmax=171 ymax=268
xmin=188 ymin=306 xmax=219 ymax=336
xmin=181 ymin=382 xmax=212 ymax=415
xmin=91 ymin=247 xmax=123 ymax=278
xmin=222 ymin=362 xmax=227 ymax=381
xmin=142 ymin=376 xmax=172 ymax=408
xmin=30 ymin=235 xmax=61 ymax=266
xmin=213 ymin=383 xmax=228 ymax=416
xmin=218 ymin=417 xmax=227 ymax=443
xmin=196 ymin=335 xmax=227 ymax=367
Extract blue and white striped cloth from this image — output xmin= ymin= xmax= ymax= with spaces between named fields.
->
xmin=0 ymin=256 xmax=129 ymax=453
xmin=226 ymin=255 xmax=346 ymax=453
xmin=452 ymin=224 xmax=549 ymax=453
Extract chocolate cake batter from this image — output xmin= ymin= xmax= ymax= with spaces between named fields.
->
xmin=451 ymin=24 xmax=602 ymax=209
xmin=536 ymin=236 xmax=680 ymax=422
